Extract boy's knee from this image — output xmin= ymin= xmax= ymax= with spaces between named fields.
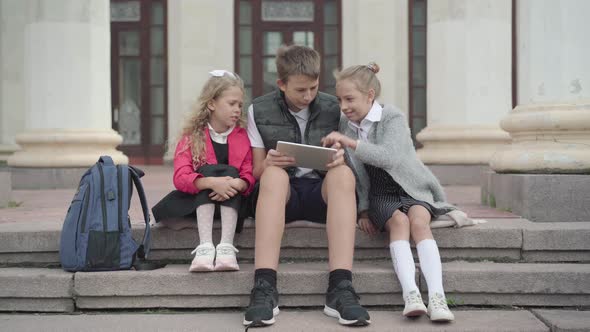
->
xmin=259 ymin=166 xmax=289 ymax=189
xmin=325 ymin=165 xmax=355 ymax=188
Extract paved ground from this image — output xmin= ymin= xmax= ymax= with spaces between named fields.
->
xmin=0 ymin=166 xmax=517 ymax=225
xmin=0 ymin=310 xmax=552 ymax=332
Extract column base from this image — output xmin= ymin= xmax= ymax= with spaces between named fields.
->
xmin=11 ymin=167 xmax=88 ymax=190
xmin=490 ymin=103 xmax=590 ymax=174
xmin=0 ymin=166 xmax=11 ymax=207
xmin=7 ymin=129 xmax=128 ymax=167
xmin=481 ymin=171 xmax=590 ymax=222
xmin=0 ymin=144 xmax=20 ymax=163
xmin=416 ymin=125 xmax=510 ymax=164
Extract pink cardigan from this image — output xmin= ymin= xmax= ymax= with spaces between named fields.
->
xmin=173 ymin=127 xmax=255 ymax=196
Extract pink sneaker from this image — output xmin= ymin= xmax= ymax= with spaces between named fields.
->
xmin=189 ymin=242 xmax=215 ymax=272
xmin=214 ymin=243 xmax=240 ymax=271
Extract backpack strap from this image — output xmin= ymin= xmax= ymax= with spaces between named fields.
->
xmin=128 ymin=165 xmax=151 ymax=259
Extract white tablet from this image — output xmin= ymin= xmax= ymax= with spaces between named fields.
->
xmin=276 ymin=141 xmax=337 ymax=171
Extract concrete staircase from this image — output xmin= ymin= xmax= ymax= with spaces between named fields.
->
xmin=0 ymin=166 xmax=589 ymax=331
xmin=1 ymin=218 xmax=590 ymax=313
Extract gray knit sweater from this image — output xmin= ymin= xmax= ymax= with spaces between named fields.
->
xmin=341 ymin=104 xmax=456 ymax=213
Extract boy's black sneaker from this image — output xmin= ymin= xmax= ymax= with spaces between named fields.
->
xmin=324 ymin=280 xmax=371 ymax=326
xmin=243 ymin=279 xmax=280 ymax=327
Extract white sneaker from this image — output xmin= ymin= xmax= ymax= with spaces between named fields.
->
xmin=402 ymin=290 xmax=427 ymax=317
xmin=427 ymin=293 xmax=455 ymax=322
xmin=214 ymin=243 xmax=240 ymax=271
xmin=189 ymin=242 xmax=215 ymax=272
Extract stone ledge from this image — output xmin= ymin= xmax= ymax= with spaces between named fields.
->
xmin=73 ymin=262 xmax=404 ymax=297
xmin=10 ymin=168 xmax=87 ymax=190
xmin=1 ymin=261 xmax=589 ymax=312
xmin=77 ymin=294 xmax=405 ymax=309
xmin=0 ymin=167 xmax=11 ymax=208
xmin=146 ymin=248 xmax=522 ymax=263
xmin=532 ymin=309 xmax=590 ymax=332
xmin=0 ymin=219 xmax=528 ymax=264
xmin=523 ymin=251 xmax=590 ymax=263
xmin=0 ymin=310 xmax=551 ymax=332
xmin=523 ymin=222 xmax=590 ymax=250
xmin=482 ymin=172 xmax=590 ymax=222
xmin=0 ymin=268 xmax=73 ymax=297
xmin=429 ymin=262 xmax=590 ymax=295
xmin=0 ymin=298 xmax=74 ymax=313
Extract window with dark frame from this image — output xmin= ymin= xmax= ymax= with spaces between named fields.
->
xmin=235 ymin=0 xmax=342 ymax=109
xmin=409 ymin=0 xmax=427 ymax=147
xmin=110 ymin=0 xmax=168 ymax=164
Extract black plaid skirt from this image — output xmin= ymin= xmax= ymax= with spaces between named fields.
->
xmin=365 ymin=164 xmax=450 ymax=231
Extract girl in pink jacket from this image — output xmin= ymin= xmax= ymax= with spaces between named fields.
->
xmin=153 ymin=70 xmax=254 ymax=272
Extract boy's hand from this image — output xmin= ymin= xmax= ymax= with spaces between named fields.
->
xmin=358 ymin=217 xmax=378 ymax=235
xmin=209 ymin=176 xmax=237 ymax=201
xmin=264 ymin=149 xmax=296 ymax=169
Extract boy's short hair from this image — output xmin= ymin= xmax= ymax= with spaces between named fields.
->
xmin=275 ymin=45 xmax=320 ymax=83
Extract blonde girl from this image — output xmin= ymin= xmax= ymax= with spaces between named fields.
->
xmin=152 ymin=70 xmax=255 ymax=272
xmin=323 ymin=63 xmax=456 ymax=322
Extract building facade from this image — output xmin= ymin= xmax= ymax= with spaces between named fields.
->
xmin=1 ymin=0 xmax=588 ymax=177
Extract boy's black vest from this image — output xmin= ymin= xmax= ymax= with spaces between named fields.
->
xmin=252 ymin=89 xmax=340 ymax=177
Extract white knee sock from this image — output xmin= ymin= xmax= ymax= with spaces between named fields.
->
xmin=416 ymin=239 xmax=445 ymax=297
xmin=219 ymin=205 xmax=238 ymax=244
xmin=389 ymin=240 xmax=419 ymax=297
xmin=196 ymin=204 xmax=215 ymax=245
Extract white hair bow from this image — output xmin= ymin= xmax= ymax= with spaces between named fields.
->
xmin=209 ymin=70 xmax=236 ymax=78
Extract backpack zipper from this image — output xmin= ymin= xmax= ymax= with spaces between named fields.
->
xmin=77 ymin=185 xmax=90 ymax=249
xmin=97 ymin=163 xmax=108 ymax=232
xmin=117 ymin=165 xmax=123 ymax=233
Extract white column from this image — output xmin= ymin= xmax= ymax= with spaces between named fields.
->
xmin=166 ymin=0 xmax=234 ymax=161
xmin=7 ymin=0 xmax=127 ymax=167
xmin=0 ymin=0 xmax=27 ymax=162
xmin=490 ymin=0 xmax=590 ymax=173
xmin=417 ymin=0 xmax=512 ymax=164
xmin=342 ymin=0 xmax=409 ymax=114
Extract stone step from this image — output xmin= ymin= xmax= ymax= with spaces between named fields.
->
xmin=1 ymin=218 xmax=589 ymax=265
xmin=0 ymin=310 xmax=559 ymax=332
xmin=1 ymin=261 xmax=589 ymax=313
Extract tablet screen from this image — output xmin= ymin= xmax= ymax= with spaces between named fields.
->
xmin=276 ymin=141 xmax=337 ymax=171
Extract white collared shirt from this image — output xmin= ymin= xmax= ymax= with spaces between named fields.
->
xmin=288 ymin=107 xmax=310 ymax=144
xmin=207 ymin=123 xmax=234 ymax=144
xmin=347 ymin=101 xmax=382 ymax=142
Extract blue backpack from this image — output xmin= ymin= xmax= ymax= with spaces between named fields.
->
xmin=59 ymin=156 xmax=152 ymax=272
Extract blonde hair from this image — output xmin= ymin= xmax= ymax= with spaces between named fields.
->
xmin=178 ymin=72 xmax=245 ymax=168
xmin=276 ymin=45 xmax=321 ymax=83
xmin=334 ymin=62 xmax=381 ymax=100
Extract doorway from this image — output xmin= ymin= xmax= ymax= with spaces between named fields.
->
xmin=110 ymin=0 xmax=168 ymax=164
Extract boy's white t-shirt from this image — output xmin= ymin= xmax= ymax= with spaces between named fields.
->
xmin=246 ymin=104 xmax=315 ymax=178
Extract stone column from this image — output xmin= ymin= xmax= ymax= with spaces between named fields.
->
xmin=166 ymin=0 xmax=234 ymax=162
xmin=0 ymin=0 xmax=26 ymax=162
xmin=7 ymin=0 xmax=126 ymax=173
xmin=490 ymin=0 xmax=590 ymax=173
xmin=342 ymin=0 xmax=409 ymax=114
xmin=486 ymin=0 xmax=590 ymax=222
xmin=416 ymin=0 xmax=512 ymax=184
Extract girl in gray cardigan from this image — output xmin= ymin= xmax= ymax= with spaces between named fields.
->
xmin=322 ymin=63 xmax=455 ymax=322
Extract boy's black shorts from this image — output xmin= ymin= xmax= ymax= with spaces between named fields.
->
xmin=247 ymin=177 xmax=328 ymax=224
